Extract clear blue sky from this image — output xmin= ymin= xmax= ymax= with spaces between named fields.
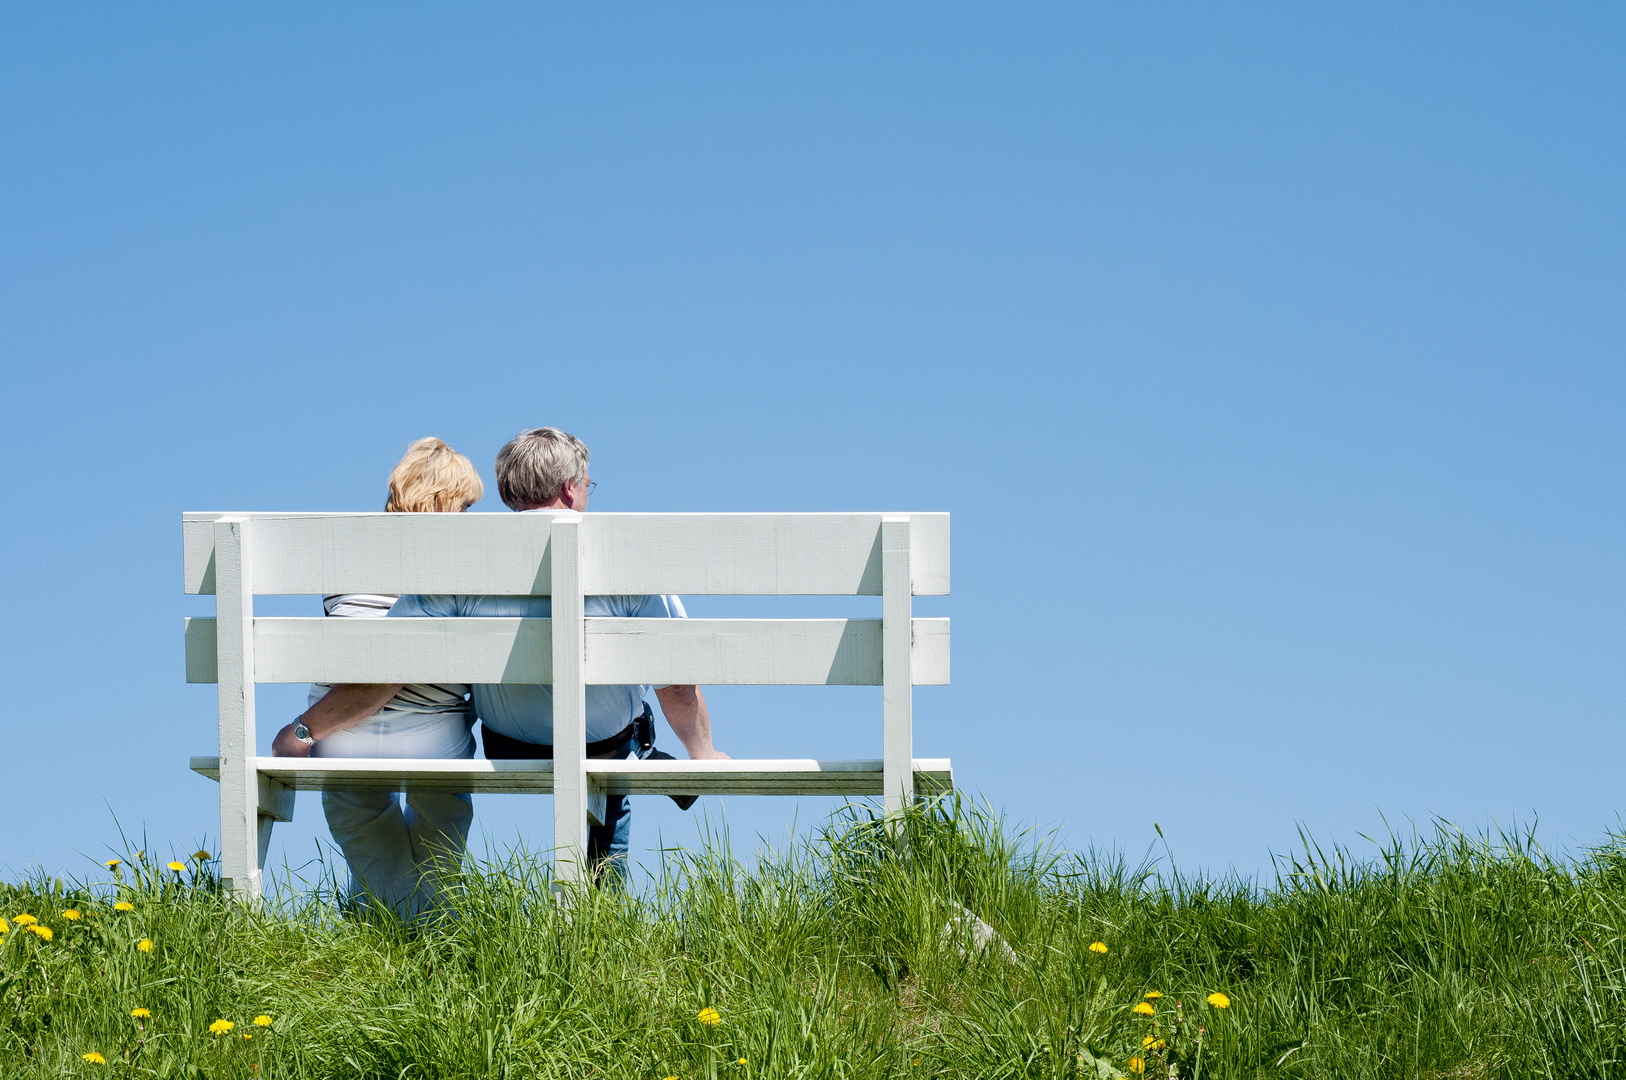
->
xmin=2 ymin=4 xmax=1622 ymax=886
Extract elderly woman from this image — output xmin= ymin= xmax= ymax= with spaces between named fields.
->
xmin=271 ymin=437 xmax=482 ymax=919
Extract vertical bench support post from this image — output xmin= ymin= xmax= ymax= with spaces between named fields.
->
xmin=550 ymin=516 xmax=588 ymax=890
xmin=214 ymin=517 xmax=263 ymax=899
xmin=881 ymin=516 xmax=913 ymax=817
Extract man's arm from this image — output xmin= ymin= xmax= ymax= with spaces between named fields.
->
xmin=270 ymin=683 xmax=404 ymax=757
xmin=654 ymin=685 xmax=728 ymax=760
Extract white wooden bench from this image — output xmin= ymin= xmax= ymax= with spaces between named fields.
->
xmin=183 ymin=511 xmax=951 ymax=897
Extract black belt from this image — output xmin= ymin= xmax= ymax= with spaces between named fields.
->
xmin=480 ymin=703 xmax=695 ymax=810
xmin=481 ymin=722 xmax=636 ymax=760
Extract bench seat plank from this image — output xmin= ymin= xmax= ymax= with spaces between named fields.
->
xmin=190 ymin=756 xmax=954 ymax=797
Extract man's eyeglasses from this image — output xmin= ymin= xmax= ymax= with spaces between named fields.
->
xmin=579 ymin=478 xmax=597 ymax=495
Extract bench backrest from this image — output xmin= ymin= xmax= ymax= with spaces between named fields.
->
xmin=183 ymin=511 xmax=949 ymax=689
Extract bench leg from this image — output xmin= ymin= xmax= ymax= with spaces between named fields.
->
xmin=220 ymin=758 xmax=262 ymax=899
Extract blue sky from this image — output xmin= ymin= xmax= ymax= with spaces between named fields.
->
xmin=2 ymin=4 xmax=1622 ymax=886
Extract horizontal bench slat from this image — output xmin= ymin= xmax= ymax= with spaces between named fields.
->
xmin=184 ymin=512 xmax=949 ymax=597
xmin=189 ymin=756 xmax=955 ymax=797
xmin=184 ymin=617 xmax=949 ymax=685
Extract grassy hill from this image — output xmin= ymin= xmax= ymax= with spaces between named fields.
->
xmin=3 ymin=801 xmax=1625 ymax=1079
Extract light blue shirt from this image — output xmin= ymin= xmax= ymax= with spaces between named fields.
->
xmin=387 ymin=592 xmax=687 ymax=744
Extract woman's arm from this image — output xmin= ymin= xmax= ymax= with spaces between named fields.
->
xmin=271 ymin=683 xmax=405 ymax=757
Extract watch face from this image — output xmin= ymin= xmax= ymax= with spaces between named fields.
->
xmin=294 ymin=723 xmax=313 ymax=743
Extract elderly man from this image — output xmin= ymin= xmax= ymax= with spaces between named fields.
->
xmin=277 ymin=426 xmax=728 ymax=885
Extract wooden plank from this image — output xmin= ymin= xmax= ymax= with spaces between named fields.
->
xmin=585 ymin=617 xmax=949 ymax=685
xmin=189 ymin=756 xmax=956 ymax=796
xmin=184 ymin=617 xmax=217 ymax=683
xmin=550 ymin=516 xmax=588 ymax=886
xmin=213 ymin=518 xmax=262 ymax=899
xmin=257 ymin=773 xmax=296 ymax=823
xmin=881 ymin=516 xmax=913 ymax=816
xmin=184 ymin=617 xmax=949 ymax=685
xmin=184 ymin=512 xmax=949 ymax=596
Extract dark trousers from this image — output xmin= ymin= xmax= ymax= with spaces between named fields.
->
xmin=480 ymin=724 xmax=633 ymax=885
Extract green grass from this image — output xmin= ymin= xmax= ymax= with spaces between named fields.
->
xmin=5 ymin=799 xmax=1626 ymax=1079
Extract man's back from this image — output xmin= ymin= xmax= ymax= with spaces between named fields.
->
xmin=387 ymin=591 xmax=686 ymax=743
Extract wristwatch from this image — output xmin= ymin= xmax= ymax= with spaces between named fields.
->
xmin=292 ymin=721 xmax=316 ymax=746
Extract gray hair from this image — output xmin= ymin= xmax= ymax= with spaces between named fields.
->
xmin=495 ymin=427 xmax=590 ymax=510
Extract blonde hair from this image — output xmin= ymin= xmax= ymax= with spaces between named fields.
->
xmin=385 ymin=437 xmax=483 ymax=513
xmin=494 ymin=427 xmax=590 ymax=510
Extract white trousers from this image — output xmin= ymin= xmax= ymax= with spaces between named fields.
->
xmin=312 ymin=709 xmax=475 ymax=920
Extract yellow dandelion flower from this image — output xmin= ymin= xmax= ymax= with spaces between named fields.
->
xmin=1141 ymin=1036 xmax=1166 ymax=1050
xmin=13 ymin=913 xmax=36 ymax=926
xmin=737 ymin=1058 xmax=747 ymax=1065
xmin=136 ymin=938 xmax=154 ymax=953
xmin=166 ymin=861 xmax=186 ymax=872
xmin=113 ymin=902 xmax=134 ymax=912
xmin=1142 ymin=990 xmax=1162 ymax=999
xmin=192 ymin=850 xmax=212 ymax=861
xmin=1132 ymin=1001 xmax=1156 ymax=1017
xmin=208 ymin=1019 xmax=235 ymax=1035
xmin=663 ymin=1076 xmax=678 ymax=1080
xmin=242 ymin=1032 xmax=253 ymax=1040
xmin=1088 ymin=941 xmax=1108 ymax=954
xmin=131 ymin=1008 xmax=151 ymax=1019
xmin=104 ymin=859 xmax=120 ymax=869
xmin=696 ymin=1006 xmax=721 ymax=1026
xmin=1128 ymin=1058 xmax=1145 ymax=1075
xmin=0 ymin=917 xmax=9 ymax=933
xmin=82 ymin=1051 xmax=107 ymax=1064
xmin=253 ymin=1015 xmax=272 ymax=1027
xmin=1207 ymin=992 xmax=1230 ymax=1009
xmin=63 ymin=909 xmax=82 ymax=921
xmin=28 ymin=925 xmax=53 ymax=941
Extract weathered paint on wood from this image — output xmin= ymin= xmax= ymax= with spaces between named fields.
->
xmin=184 ymin=616 xmax=950 ymax=685
xmin=190 ymin=756 xmax=956 ymax=798
xmin=184 ymin=512 xmax=949 ymax=596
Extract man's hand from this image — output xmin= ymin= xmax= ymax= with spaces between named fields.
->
xmin=654 ymin=684 xmax=728 ymax=760
xmin=272 ymin=723 xmax=314 ymax=758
